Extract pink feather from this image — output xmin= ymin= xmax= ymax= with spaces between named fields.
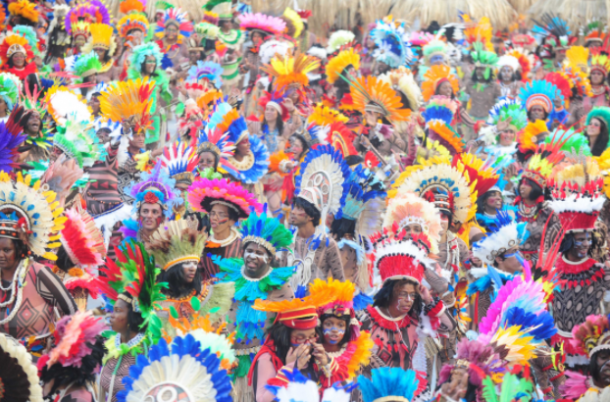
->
xmin=239 ymin=13 xmax=286 ymax=36
xmin=560 ymin=370 xmax=590 ymax=400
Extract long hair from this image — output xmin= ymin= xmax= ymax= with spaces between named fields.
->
xmin=476 ymin=190 xmax=503 ymax=215
xmin=263 ymin=320 xmax=321 ymax=379
xmin=373 ymin=278 xmax=423 ymax=320
xmin=157 ymin=263 xmax=203 ymax=298
xmin=319 ymin=313 xmax=351 ymax=348
xmin=588 ymin=118 xmax=609 ymax=157
xmin=263 ymin=114 xmax=284 ymax=135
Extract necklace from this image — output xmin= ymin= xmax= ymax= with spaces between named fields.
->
xmin=115 ymin=332 xmax=146 ymax=349
xmin=0 ymin=260 xmax=27 ymax=325
xmin=518 ymin=201 xmax=537 ymax=219
xmin=327 ymin=345 xmax=348 ymax=358
xmin=208 ymin=228 xmax=239 ymax=247
xmin=229 ymin=150 xmax=254 ymax=170
xmin=241 ymin=266 xmax=272 ymax=282
xmin=0 ymin=260 xmax=24 ymax=305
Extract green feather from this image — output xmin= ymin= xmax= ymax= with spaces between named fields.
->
xmin=203 ymin=0 xmax=230 ymax=11
xmin=191 ymin=295 xmax=201 ymax=312
xmin=155 ymin=0 xmax=173 ymax=10
xmin=169 ymin=305 xmax=179 ymax=319
xmin=481 ymin=376 xmax=498 ymax=402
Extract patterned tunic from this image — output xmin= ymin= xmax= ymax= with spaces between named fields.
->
xmin=99 ymin=354 xmax=137 ymax=402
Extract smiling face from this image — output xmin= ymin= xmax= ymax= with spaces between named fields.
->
xmin=144 ymin=55 xmax=157 ymax=75
xmin=235 ymin=136 xmax=251 ymax=156
xmin=198 ymin=151 xmax=217 ymax=171
xmin=437 ymin=80 xmax=454 ymax=97
xmin=588 ymin=117 xmax=602 ymax=137
xmin=322 ymin=316 xmax=347 ymax=346
xmin=485 ymin=191 xmax=503 ymax=212
xmin=129 ymin=132 xmax=146 ymax=150
xmin=264 ymin=104 xmax=279 ymax=124
xmin=209 ymin=203 xmax=236 ymax=234
xmin=499 ymin=128 xmax=515 ymax=146
xmin=287 ymin=135 xmax=305 ymax=158
xmin=530 ymin=105 xmax=546 ymax=121
xmin=165 ymin=23 xmax=179 ymax=41
xmin=243 ymin=242 xmax=271 ymax=279
xmin=25 ymin=112 xmax=41 ymax=134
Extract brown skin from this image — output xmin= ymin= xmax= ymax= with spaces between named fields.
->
xmin=519 ymin=180 xmax=534 ymax=203
xmin=289 ymin=204 xmax=316 ymax=239
xmin=0 ymin=98 xmax=7 ymax=118
xmin=143 ymin=55 xmax=157 ymax=76
xmin=440 ymin=367 xmax=469 ymax=401
xmin=74 ymin=35 xmax=87 ymax=49
xmin=12 ymin=52 xmax=25 ymax=68
xmin=403 ymin=223 xmax=423 ymax=239
xmin=591 ymin=70 xmax=606 ymax=86
xmin=139 ymin=202 xmax=163 ymax=237
xmin=209 ymin=204 xmax=236 ymax=241
xmin=198 ymin=151 xmax=216 ymax=171
xmin=287 ymin=136 xmax=305 ymax=160
xmin=494 ymin=249 xmax=523 ymax=274
xmin=439 ymin=214 xmax=450 ymax=243
xmin=285 ymin=328 xmax=328 ymax=369
xmin=484 ymin=191 xmax=503 ymax=215
xmin=322 ymin=316 xmax=347 ymax=352
xmin=243 ymin=243 xmax=271 ymax=279
xmin=0 ymin=238 xmax=21 ymax=282
xmin=164 ymin=24 xmax=179 ymax=44
xmin=234 ymin=136 xmax=251 ymax=160
xmin=181 ymin=261 xmax=198 ymax=284
xmin=500 ymin=66 xmax=514 ymax=83
xmin=128 ymin=132 xmax=146 ymax=155
xmin=110 ymin=299 xmax=139 ymax=343
xmin=364 ymin=110 xmax=382 ymax=127
xmin=251 ymin=31 xmax=264 ymax=46
xmin=566 ymin=231 xmax=593 ymax=262
xmin=587 ymin=117 xmax=602 ymax=147
xmin=529 ymin=105 xmax=546 ymax=121
xmin=264 ymin=105 xmax=280 ymax=130
xmin=499 ymin=128 xmax=515 ymax=146
xmin=593 ymin=350 xmax=610 ymax=388
xmin=437 ymin=81 xmax=454 ymax=97
xmin=94 ymin=47 xmax=107 ymax=61
xmin=88 ymin=95 xmax=101 ymax=116
xmin=383 ymin=282 xmax=417 ymax=317
xmin=25 ymin=112 xmax=41 ymax=136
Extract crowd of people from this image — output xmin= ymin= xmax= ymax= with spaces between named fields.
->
xmin=2 ymin=1 xmax=610 ymax=402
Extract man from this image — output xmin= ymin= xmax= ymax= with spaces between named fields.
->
xmin=213 ymin=211 xmax=294 ymax=402
xmin=283 ymin=186 xmax=345 ymax=288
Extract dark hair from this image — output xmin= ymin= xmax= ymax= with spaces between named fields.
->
xmin=518 ymin=177 xmax=545 ymax=202
xmin=198 ymin=150 xmax=220 ymax=170
xmin=6 ymin=238 xmax=29 ymax=260
xmin=334 ymin=69 xmax=353 ymax=101
xmin=319 ymin=313 xmax=351 ymax=347
xmin=587 ymin=117 xmax=610 ymax=157
xmin=18 ymin=109 xmax=40 ymax=133
xmin=476 ymin=190 xmax=502 ymax=215
xmin=559 ymin=232 xmax=595 ymax=256
xmin=434 ymin=81 xmax=455 ymax=99
xmin=440 ymin=209 xmax=453 ymax=228
xmin=330 ymin=217 xmax=356 ymax=240
xmin=263 ymin=114 xmax=284 ymax=135
xmin=373 ymin=278 xmax=423 ymax=320
xmin=40 ymin=336 xmax=105 ymax=396
xmin=289 ymin=134 xmax=310 ymax=157
xmin=117 ymin=291 xmax=148 ymax=333
xmin=527 ymin=109 xmax=549 ymax=122
xmin=398 ymin=91 xmax=412 ymax=111
xmin=265 ymin=320 xmax=295 ymax=363
xmin=227 ymin=206 xmax=240 ymax=222
xmin=293 ymin=197 xmax=321 ymax=227
xmin=140 ymin=56 xmax=159 ymax=78
xmin=157 ymin=263 xmax=203 ymax=298
xmin=345 ymin=155 xmax=364 ymax=166
xmin=55 ymin=246 xmax=76 ymax=272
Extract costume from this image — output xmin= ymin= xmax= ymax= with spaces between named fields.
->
xmin=155 ymin=8 xmax=192 ymax=68
xmin=359 ymin=367 xmax=426 ymax=402
xmin=0 ymin=332 xmax=43 ymax=402
xmin=81 ymin=23 xmax=118 ymax=82
xmin=0 ymin=32 xmax=37 ymax=80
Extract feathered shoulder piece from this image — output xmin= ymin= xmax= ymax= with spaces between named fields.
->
xmin=148 ymin=217 xmax=207 ymax=272
xmin=262 ymin=52 xmax=320 ymax=92
xmin=343 ymin=75 xmax=411 ymax=123
xmin=421 ymin=64 xmax=459 ymax=102
xmin=39 ymin=311 xmax=106 ymax=370
xmin=517 ymin=120 xmax=548 ymax=155
xmin=60 ymin=207 xmax=106 ymax=268
xmin=240 ymin=205 xmax=292 ymax=257
xmin=54 ymin=113 xmax=103 ymax=168
xmin=45 ymin=86 xmax=92 ymax=126
xmin=326 ymin=48 xmax=360 ymax=85
xmin=98 ymin=241 xmax=167 ymax=341
xmin=358 ymin=367 xmax=424 ymax=402
xmin=480 ymin=373 xmax=534 ymax=402
xmin=99 ymin=78 xmax=155 ymax=135
xmin=187 ymin=61 xmax=223 ymax=89
xmin=309 ymin=277 xmax=355 ymax=316
xmin=572 ymin=315 xmax=610 ymax=358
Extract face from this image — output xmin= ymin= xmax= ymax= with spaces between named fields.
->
xmin=287 ymin=136 xmax=304 ymax=157
xmin=391 ymin=282 xmax=417 ymax=314
xmin=243 ymin=242 xmax=271 ymax=278
xmin=290 ymin=327 xmax=317 ymax=347
xmin=595 ymin=350 xmax=610 ymax=388
xmin=236 ymin=136 xmax=251 ymax=156
xmin=486 ymin=191 xmax=503 ymax=211
xmin=500 ymin=66 xmax=513 ymax=81
xmin=181 ymin=261 xmax=197 ymax=284
xmin=430 ymin=54 xmax=445 ymax=65
xmin=499 ymin=129 xmax=515 ymax=146
xmin=496 ymin=249 xmax=523 ymax=274
xmin=556 ymin=49 xmax=566 ymax=63
xmin=144 ymin=55 xmax=157 ymax=74
xmin=252 ymin=31 xmax=264 ymax=46
xmin=0 ymin=97 xmax=7 ymax=115
xmin=571 ymin=231 xmax=593 ymax=259
xmin=588 ymin=118 xmax=602 ymax=137
xmin=591 ymin=70 xmax=606 ymax=86
xmin=209 ymin=204 xmax=235 ymax=233
xmin=198 ymin=151 xmax=216 ymax=171
xmin=110 ymin=299 xmax=130 ymax=333
xmin=165 ymin=24 xmax=179 ymax=40
xmin=346 ymin=65 xmax=357 ymax=80
xmin=264 ymin=105 xmax=279 ymax=123
xmin=129 ymin=132 xmax=146 ymax=149
xmin=26 ymin=112 xmax=41 ymax=133
xmin=475 ymin=67 xmax=486 ymax=80
xmin=519 ymin=180 xmax=533 ymax=201
xmin=440 ymin=214 xmax=449 ymax=235
xmin=96 ymin=128 xmax=111 ymax=144
xmin=530 ymin=105 xmax=546 ymax=121
xmin=289 ymin=204 xmax=312 ymax=227
xmin=189 ymin=50 xmax=199 ymax=63
xmin=94 ymin=47 xmax=106 ymax=60
xmin=438 ymin=81 xmax=454 ymax=97
xmin=88 ymin=95 xmax=101 ymax=114
xmin=403 ymin=223 xmax=422 ymax=239
xmin=74 ymin=35 xmax=86 ymax=48
xmin=322 ymin=316 xmax=347 ymax=345
xmin=139 ymin=202 xmax=163 ymax=231
xmin=0 ymin=238 xmax=19 ymax=272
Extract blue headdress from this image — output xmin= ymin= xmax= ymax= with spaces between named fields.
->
xmin=532 ymin=14 xmax=572 ymax=48
xmin=0 ymin=105 xmax=26 ymax=173
xmin=187 ymin=60 xmax=223 ymax=88
xmin=124 ymin=162 xmax=183 ymax=218
xmin=337 ymin=165 xmax=386 ymax=233
xmin=130 ymin=42 xmax=163 ymax=71
xmin=358 ymin=367 xmax=421 ymax=402
xmin=472 ymin=210 xmax=529 ymax=266
xmin=519 ymin=80 xmax=562 ymax=114
xmin=0 ymin=73 xmax=20 ymax=111
xmin=370 ymin=20 xmax=414 ymax=68
xmin=118 ymin=335 xmax=232 ymax=402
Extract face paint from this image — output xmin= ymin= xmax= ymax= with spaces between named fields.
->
xmin=323 ymin=327 xmax=345 ymax=344
xmin=245 ymin=251 xmax=268 ymax=264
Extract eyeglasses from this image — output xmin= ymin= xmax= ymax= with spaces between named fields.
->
xmin=291 ymin=333 xmax=318 ymax=344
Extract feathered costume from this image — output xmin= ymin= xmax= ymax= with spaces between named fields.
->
xmin=0 ymin=332 xmax=43 ymax=402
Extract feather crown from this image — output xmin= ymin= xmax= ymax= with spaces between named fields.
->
xmin=67 ymin=51 xmax=103 ymax=83
xmin=125 ymin=162 xmax=184 ymax=218
xmin=98 ymin=241 xmax=167 ymax=340
xmin=378 ymin=66 xmax=423 ymax=111
xmin=240 ymin=205 xmax=292 ymax=257
xmin=472 ymin=210 xmax=529 ymax=265
xmin=0 ymin=33 xmax=34 ymax=64
xmin=453 ymin=153 xmax=500 ymax=197
xmin=118 ymin=335 xmax=232 ymax=402
xmin=187 ymin=61 xmax=223 ymax=89
xmin=8 ymin=0 xmax=38 ymax=24
xmin=42 ymin=311 xmax=106 ymax=369
xmin=326 ymin=30 xmax=356 ymax=54
xmin=60 ymin=208 xmax=106 ymax=268
xmin=262 ymin=52 xmax=320 ymax=92
xmin=370 ymin=19 xmax=413 ymax=68
xmin=99 ymin=78 xmax=155 ymax=135
xmin=282 ymin=7 xmax=304 ymax=39
xmin=118 ymin=13 xmax=149 ymax=39
xmin=358 ymin=367 xmax=423 ymax=402
xmin=239 ymin=12 xmax=286 ymax=36
xmin=0 ymin=73 xmax=21 ymax=111
xmin=12 ymin=25 xmax=39 ymax=56
xmin=326 ymin=48 xmax=360 ymax=85
xmin=155 ymin=7 xmax=193 ymax=37
xmin=0 ymin=172 xmax=65 ymax=260
xmin=422 ymin=98 xmax=464 ymax=155
xmin=572 ymin=315 xmax=610 ymax=358
xmin=421 ymin=64 xmax=459 ymax=102
xmin=45 ymin=86 xmax=93 ymax=127
xmin=187 ymin=176 xmax=262 ymax=219
xmin=470 ymin=42 xmax=498 ymax=68
xmin=532 ymin=13 xmax=573 ymax=49
xmin=338 ymin=164 xmax=386 ymax=223
xmin=160 ymin=141 xmax=199 ymax=185
xmin=309 ymin=277 xmax=355 ymax=316
xmin=487 ymin=98 xmax=528 ymax=133
xmin=130 ymin=42 xmax=163 ymax=71
xmin=119 ymin=0 xmax=145 ymax=14
xmin=587 ymin=107 xmax=610 ymax=133
xmin=591 ymin=49 xmax=610 ymax=75
xmin=344 ymin=75 xmax=411 ymax=123
xmin=148 ymin=218 xmax=207 ymax=271
xmin=65 ymin=0 xmax=110 ymax=35
xmin=519 ymin=79 xmax=561 ymax=113
xmin=370 ymin=236 xmax=430 ymax=284
xmin=82 ymin=23 xmax=117 ymax=57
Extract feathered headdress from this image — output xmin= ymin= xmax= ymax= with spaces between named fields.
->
xmin=422 ymin=99 xmax=464 ymax=155
xmin=519 ymin=79 xmax=561 ymax=113
xmin=343 ymin=75 xmax=411 ymax=123
xmin=370 ymin=19 xmax=413 ymax=68
xmin=358 ymin=367 xmax=424 ymax=402
xmin=240 ymin=206 xmax=292 ymax=257
xmin=160 ymin=141 xmax=199 ymax=187
xmin=99 ymin=78 xmax=155 ymax=135
xmin=0 ymin=32 xmax=34 ymax=65
xmin=125 ymin=162 xmax=184 ymax=218
xmin=253 ymin=288 xmax=335 ymax=329
xmin=187 ymin=60 xmax=223 ymax=88
xmin=0 ymin=172 xmax=65 ymax=260
xmin=0 ymin=105 xmax=26 ymax=173
xmin=379 ymin=66 xmax=423 ymax=111
xmin=282 ymin=7 xmax=304 ymax=39
xmin=130 ymin=41 xmax=163 ymax=71
xmin=262 ymin=52 xmax=320 ymax=92
xmin=187 ymin=176 xmax=262 ymax=219
xmin=370 ymin=236 xmax=431 ymax=284
xmin=65 ymin=0 xmax=110 ymax=33
xmin=309 ymin=277 xmax=355 ymax=317
xmin=487 ymin=98 xmax=528 ymax=136
xmin=239 ymin=12 xmax=286 ymax=36
xmin=81 ymin=23 xmax=117 ymax=58
xmin=155 ymin=7 xmax=193 ymax=38
xmin=53 ymin=113 xmax=103 ymax=168
xmin=45 ymin=86 xmax=92 ymax=127
xmin=98 ymin=241 xmax=167 ymax=341
xmin=422 ymin=39 xmax=448 ymax=66
xmin=0 ymin=332 xmax=43 ymax=402
xmin=196 ymin=119 xmax=236 ymax=169
xmin=532 ymin=13 xmax=573 ymax=50
xmin=326 ymin=30 xmax=355 ymax=54
xmin=591 ymin=49 xmax=610 ymax=76
xmin=421 ymin=64 xmax=459 ymax=102
xmin=118 ymin=13 xmax=149 ymax=39
xmin=453 ymin=153 xmax=500 ymax=197
xmin=0 ymin=73 xmax=21 ymax=111
xmin=572 ymin=315 xmax=610 ymax=358
xmin=472 ymin=211 xmax=529 ymax=265
xmin=326 ymin=48 xmax=360 ymax=85
xmin=118 ymin=335 xmax=232 ymax=402
xmin=470 ymin=42 xmax=499 ymax=70
xmin=60 ymin=208 xmax=106 ymax=268
xmin=505 ymin=48 xmax=533 ymax=82
xmin=390 ymin=162 xmax=475 ymax=224
xmin=40 ymin=311 xmax=106 ymax=369
xmin=148 ymin=218 xmax=207 ymax=271
xmin=66 ymin=51 xmax=103 ymax=84
xmin=119 ymin=0 xmax=145 ymax=15
xmin=269 ymin=368 xmax=354 ymax=402
xmin=8 ymin=0 xmax=38 ymax=24
xmin=12 ymin=25 xmax=39 ymax=57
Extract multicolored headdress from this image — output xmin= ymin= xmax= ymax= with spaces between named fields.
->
xmin=379 ymin=66 xmax=423 ymax=111
xmin=0 ymin=73 xmax=20 ymax=111
xmin=262 ymin=52 xmax=320 ymax=92
xmin=81 ymin=23 xmax=117 ymax=57
xmin=196 ymin=111 xmax=236 ymax=169
xmin=99 ymin=78 xmax=155 ymax=136
xmin=282 ymin=7 xmax=304 ymax=39
xmin=487 ymin=98 xmax=528 ymax=137
xmin=519 ymin=79 xmax=562 ymax=114
xmin=0 ymin=32 xmax=34 ymax=65
xmin=118 ymin=335 xmax=232 ymax=402
xmin=8 ymin=0 xmax=38 ymax=25
xmin=325 ymin=48 xmax=360 ymax=85
xmin=0 ymin=105 xmax=26 ymax=173
xmin=98 ymin=241 xmax=167 ymax=341
xmin=0 ymin=172 xmax=65 ymax=260
xmin=326 ymin=30 xmax=356 ymax=54
xmin=240 ymin=207 xmax=292 ymax=257
xmin=239 ymin=12 xmax=286 ymax=37
xmin=60 ymin=207 xmax=106 ymax=268
xmin=591 ymin=49 xmax=610 ymax=76
xmin=66 ymin=51 xmax=103 ymax=84
xmin=187 ymin=61 xmax=223 ymax=89
xmin=12 ymin=25 xmax=39 ymax=57
xmin=422 ymin=97 xmax=464 ymax=155
xmin=187 ymin=176 xmax=262 ymax=219
xmin=127 ymin=163 xmax=184 ymax=218
xmin=470 ymin=42 xmax=499 ymax=72
xmin=532 ymin=13 xmax=573 ymax=51
xmin=269 ymin=368 xmax=355 ymax=402
xmin=505 ymin=48 xmax=534 ymax=81
xmin=54 ymin=114 xmax=103 ymax=168
xmin=421 ymin=64 xmax=459 ymax=102
xmin=65 ymin=0 xmax=110 ymax=32
xmin=359 ymin=368 xmax=425 ymax=402
xmin=160 ymin=141 xmax=199 ymax=187
xmin=344 ymin=75 xmax=412 ymax=123
xmin=572 ymin=315 xmax=610 ymax=358
xmin=149 ymin=218 xmax=207 ymax=272
xmin=472 ymin=211 xmax=529 ymax=265
xmin=155 ymin=8 xmax=193 ymax=38
xmin=370 ymin=19 xmax=413 ymax=68
xmin=130 ymin=41 xmax=163 ymax=72
xmin=253 ymin=288 xmax=334 ymax=330
xmin=118 ymin=13 xmax=149 ymax=39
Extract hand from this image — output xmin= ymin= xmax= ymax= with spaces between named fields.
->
xmin=360 ymin=135 xmax=371 ymax=149
xmin=440 ymin=367 xmax=469 ymax=401
xmin=283 ymin=98 xmax=295 ymax=112
xmin=496 ymin=116 xmax=511 ymax=132
xmin=311 ymin=343 xmax=329 ymax=366
xmin=285 ymin=344 xmax=311 ymax=369
xmin=419 ymin=285 xmax=433 ymax=304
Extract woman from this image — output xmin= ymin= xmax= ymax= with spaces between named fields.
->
xmin=81 ymin=23 xmax=118 ymax=83
xmin=586 ymin=107 xmax=610 ymax=157
xmin=196 ymin=103 xmax=236 ymax=174
xmin=98 ymin=241 xmax=166 ymax=402
xmin=38 ymin=312 xmax=105 ymax=402
xmin=0 ymin=32 xmax=37 ymax=80
xmin=483 ymin=98 xmax=528 ymax=157
xmin=475 ymin=188 xmax=504 ymax=230
xmin=248 ymin=292 xmax=335 ymax=402
xmin=0 ymin=173 xmax=77 ymax=356
xmin=154 ymin=8 xmax=192 ymax=68
xmin=188 ymin=175 xmax=263 ymax=280
xmin=583 ymin=52 xmax=610 ymax=115
xmin=149 ymin=219 xmax=235 ymax=329
xmin=247 ymin=91 xmax=293 ymax=154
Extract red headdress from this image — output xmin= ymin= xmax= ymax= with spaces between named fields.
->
xmin=369 ymin=236 xmax=431 ymax=284
xmin=60 ymin=208 xmax=106 ymax=268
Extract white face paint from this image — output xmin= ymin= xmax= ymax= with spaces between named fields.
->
xmin=183 ymin=261 xmax=198 ymax=270
xmin=245 ymin=251 xmax=269 ymax=264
